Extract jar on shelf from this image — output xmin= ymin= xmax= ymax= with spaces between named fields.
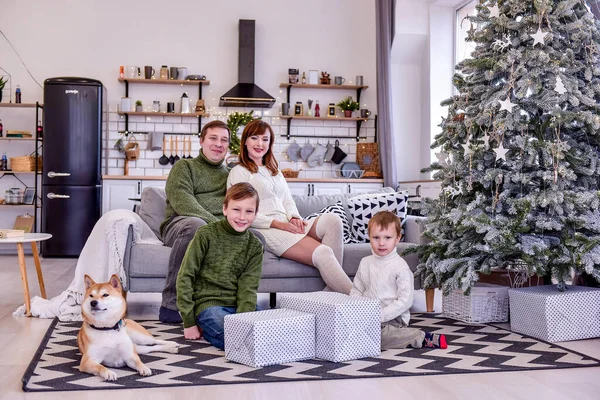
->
xmin=327 ymin=103 xmax=336 ymax=117
xmin=294 ymin=101 xmax=304 ymax=116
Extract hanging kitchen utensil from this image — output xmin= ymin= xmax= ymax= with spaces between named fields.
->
xmin=174 ymin=136 xmax=181 ymax=163
xmin=187 ymin=136 xmax=193 ymax=158
xmin=158 ymin=136 xmax=169 ymax=165
xmin=168 ymin=137 xmax=175 ymax=165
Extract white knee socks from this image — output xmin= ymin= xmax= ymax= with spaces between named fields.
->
xmin=312 ymin=245 xmax=353 ymax=294
xmin=315 ymin=213 xmax=344 ymax=266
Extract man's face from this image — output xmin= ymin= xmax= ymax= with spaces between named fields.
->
xmin=200 ymin=127 xmax=230 ymax=162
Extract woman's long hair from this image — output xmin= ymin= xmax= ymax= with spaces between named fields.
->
xmin=238 ymin=120 xmax=279 ymax=176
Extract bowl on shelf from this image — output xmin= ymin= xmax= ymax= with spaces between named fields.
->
xmin=334 ymin=169 xmax=365 ymax=179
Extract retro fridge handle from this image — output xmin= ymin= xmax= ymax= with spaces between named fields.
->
xmin=47 ymin=171 xmax=71 ymax=178
xmin=47 ymin=193 xmax=71 ymax=199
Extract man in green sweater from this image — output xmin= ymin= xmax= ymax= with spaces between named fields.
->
xmin=160 ymin=120 xmax=231 ymax=323
xmin=177 ymin=182 xmax=263 ymax=349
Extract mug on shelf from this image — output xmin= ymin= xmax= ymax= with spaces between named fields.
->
xmin=170 ymin=67 xmax=178 ymax=80
xmin=360 ymin=109 xmax=371 ymax=118
xmin=334 ymin=76 xmax=345 ymax=85
xmin=144 ymin=66 xmax=155 ymax=79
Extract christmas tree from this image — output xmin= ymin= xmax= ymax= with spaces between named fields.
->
xmin=413 ymin=0 xmax=600 ymax=293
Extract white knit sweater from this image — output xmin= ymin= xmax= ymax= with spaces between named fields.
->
xmin=350 ymin=250 xmax=414 ymax=326
xmin=227 ymin=165 xmax=301 ymax=229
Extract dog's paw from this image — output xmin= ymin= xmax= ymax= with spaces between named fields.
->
xmin=138 ymin=365 xmax=152 ymax=376
xmin=101 ymin=369 xmax=118 ymax=381
xmin=165 ymin=344 xmax=179 ymax=354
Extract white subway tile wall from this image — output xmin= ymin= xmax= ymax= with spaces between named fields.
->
xmin=103 ymin=110 xmax=377 ymax=178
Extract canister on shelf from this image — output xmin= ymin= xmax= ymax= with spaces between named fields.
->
xmin=328 ymin=103 xmax=336 ymax=117
xmin=294 ymin=101 xmax=304 ymax=116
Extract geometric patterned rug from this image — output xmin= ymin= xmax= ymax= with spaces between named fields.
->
xmin=22 ymin=314 xmax=600 ymax=392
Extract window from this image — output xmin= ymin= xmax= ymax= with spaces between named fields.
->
xmin=455 ymin=0 xmax=478 ymax=65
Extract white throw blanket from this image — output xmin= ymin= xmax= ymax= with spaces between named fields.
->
xmin=13 ymin=209 xmax=162 ymax=321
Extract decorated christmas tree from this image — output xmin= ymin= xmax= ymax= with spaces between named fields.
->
xmin=413 ymin=0 xmax=600 ymax=293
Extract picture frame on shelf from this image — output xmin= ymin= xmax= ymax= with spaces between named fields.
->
xmin=309 ymin=70 xmax=319 ymax=85
xmin=23 ymin=187 xmax=35 ymax=205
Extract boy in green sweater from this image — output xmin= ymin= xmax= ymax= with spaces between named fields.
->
xmin=176 ymin=182 xmax=264 ymax=349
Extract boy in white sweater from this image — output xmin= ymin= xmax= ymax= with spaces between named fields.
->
xmin=350 ymin=211 xmax=447 ymax=350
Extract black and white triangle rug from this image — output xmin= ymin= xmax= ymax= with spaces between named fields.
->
xmin=22 ymin=314 xmax=600 ymax=392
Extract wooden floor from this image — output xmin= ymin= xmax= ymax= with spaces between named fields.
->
xmin=1 ymin=255 xmax=599 ymax=400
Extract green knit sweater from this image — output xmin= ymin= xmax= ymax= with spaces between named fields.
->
xmin=160 ymin=150 xmax=229 ymax=235
xmin=176 ymin=219 xmax=264 ymax=328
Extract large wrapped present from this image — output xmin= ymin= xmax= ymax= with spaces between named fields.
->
xmin=224 ymin=308 xmax=315 ymax=367
xmin=280 ymin=292 xmax=380 ymax=362
xmin=509 ymin=285 xmax=600 ymax=342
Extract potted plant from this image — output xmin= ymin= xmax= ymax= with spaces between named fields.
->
xmin=135 ymin=100 xmax=143 ymax=112
xmin=226 ymin=111 xmax=259 ymax=164
xmin=337 ymin=96 xmax=360 ymax=118
xmin=0 ymin=77 xmax=7 ymax=103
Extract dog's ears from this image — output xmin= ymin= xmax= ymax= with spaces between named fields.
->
xmin=109 ymin=274 xmax=122 ymax=291
xmin=84 ymin=275 xmax=95 ymax=289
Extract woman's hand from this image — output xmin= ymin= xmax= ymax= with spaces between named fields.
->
xmin=184 ymin=325 xmax=202 ymax=340
xmin=271 ymin=219 xmax=305 ymax=234
xmin=289 ymin=217 xmax=307 ymax=234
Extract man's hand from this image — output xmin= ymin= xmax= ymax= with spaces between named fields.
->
xmin=184 ymin=325 xmax=202 ymax=340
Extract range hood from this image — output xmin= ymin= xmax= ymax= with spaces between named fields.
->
xmin=220 ymin=19 xmax=275 ymax=108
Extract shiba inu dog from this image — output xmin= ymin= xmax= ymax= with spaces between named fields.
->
xmin=78 ymin=274 xmax=179 ymax=381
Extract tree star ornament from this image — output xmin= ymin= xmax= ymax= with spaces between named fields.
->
xmin=488 ymin=4 xmax=500 ymax=18
xmin=555 ymin=76 xmax=567 ymax=95
xmin=530 ymin=28 xmax=549 ymax=46
xmin=462 ymin=138 xmax=473 ymax=156
xmin=498 ymin=97 xmax=516 ymax=112
xmin=494 ymin=142 xmax=508 ymax=161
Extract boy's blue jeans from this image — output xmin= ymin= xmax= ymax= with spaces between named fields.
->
xmin=197 ymin=306 xmax=261 ymax=350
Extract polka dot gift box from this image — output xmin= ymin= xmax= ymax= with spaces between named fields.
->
xmin=224 ymin=309 xmax=315 ymax=367
xmin=280 ymin=292 xmax=381 ymax=362
xmin=509 ymin=285 xmax=600 ymax=342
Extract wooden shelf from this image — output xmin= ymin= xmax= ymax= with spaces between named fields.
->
xmin=0 ymin=137 xmax=40 ymax=141
xmin=280 ymin=115 xmax=368 ymax=121
xmin=0 ymin=204 xmax=38 ymax=208
xmin=118 ymin=78 xmax=210 ymax=86
xmin=1 ymin=171 xmax=38 ymax=175
xmin=279 ymin=83 xmax=368 ymax=90
xmin=0 ymin=103 xmax=41 ymax=108
xmin=117 ymin=111 xmax=210 ymax=118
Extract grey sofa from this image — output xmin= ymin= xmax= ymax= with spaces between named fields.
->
xmin=123 ymin=187 xmax=425 ymax=306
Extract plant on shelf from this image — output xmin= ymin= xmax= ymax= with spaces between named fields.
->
xmin=336 ymin=96 xmax=359 ymax=117
xmin=0 ymin=77 xmax=7 ymax=103
xmin=226 ymin=111 xmax=259 ymax=156
xmin=135 ymin=100 xmax=143 ymax=112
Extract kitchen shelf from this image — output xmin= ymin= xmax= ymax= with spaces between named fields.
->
xmin=0 ymin=137 xmax=41 ymax=141
xmin=280 ymin=116 xmax=368 ymax=122
xmin=118 ymin=78 xmax=210 ymax=86
xmin=279 ymin=83 xmax=368 ymax=90
xmin=280 ymin=82 xmax=369 ymax=141
xmin=117 ymin=111 xmax=210 ymax=118
xmin=0 ymin=103 xmax=41 ymax=108
xmin=0 ymin=101 xmax=43 ymax=232
xmin=118 ymin=77 xmax=210 ymax=135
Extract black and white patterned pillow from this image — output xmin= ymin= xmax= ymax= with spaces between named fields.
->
xmin=304 ymin=202 xmax=361 ymax=244
xmin=347 ymin=191 xmax=408 ymax=243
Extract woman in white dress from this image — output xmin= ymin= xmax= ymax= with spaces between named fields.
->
xmin=227 ymin=120 xmax=352 ymax=294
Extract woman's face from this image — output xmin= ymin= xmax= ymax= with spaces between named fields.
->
xmin=245 ymin=132 xmax=271 ymax=165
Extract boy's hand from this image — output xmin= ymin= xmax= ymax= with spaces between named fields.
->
xmin=184 ymin=325 xmax=202 ymax=340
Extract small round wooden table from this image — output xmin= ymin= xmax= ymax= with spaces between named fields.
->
xmin=0 ymin=233 xmax=52 ymax=315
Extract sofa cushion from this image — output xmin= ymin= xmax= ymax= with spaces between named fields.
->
xmin=129 ymin=243 xmax=171 ymax=277
xmin=138 ymin=187 xmax=167 ymax=239
xmin=347 ymin=190 xmax=408 ymax=242
xmin=304 ymin=202 xmax=361 ymax=244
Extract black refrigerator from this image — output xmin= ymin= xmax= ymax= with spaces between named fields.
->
xmin=42 ymin=77 xmax=105 ymax=257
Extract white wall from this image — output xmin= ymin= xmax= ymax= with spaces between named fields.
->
xmin=0 ymin=0 xmax=376 ymax=250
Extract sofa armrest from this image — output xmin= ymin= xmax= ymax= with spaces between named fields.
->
xmin=403 ymin=215 xmax=425 ymax=244
xmin=123 ymin=225 xmax=135 ymax=290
